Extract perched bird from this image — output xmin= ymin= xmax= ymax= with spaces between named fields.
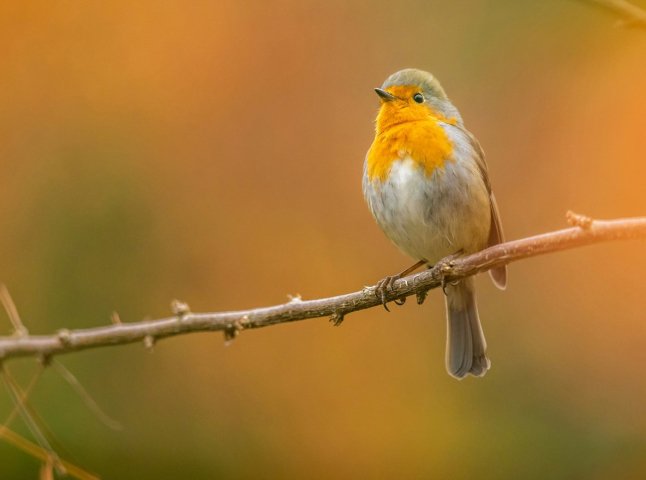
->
xmin=363 ymin=68 xmax=507 ymax=379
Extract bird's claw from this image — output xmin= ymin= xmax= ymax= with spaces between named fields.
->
xmin=416 ymin=289 xmax=429 ymax=305
xmin=440 ymin=263 xmax=460 ymax=295
xmin=441 ymin=276 xmax=451 ymax=295
xmin=375 ymin=275 xmax=401 ymax=312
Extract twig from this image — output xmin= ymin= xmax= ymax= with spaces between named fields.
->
xmin=0 ymin=213 xmax=644 ymax=362
xmin=0 ymin=285 xmax=29 ymax=337
xmin=1 ymin=365 xmax=44 ymax=434
xmin=0 ymin=426 xmax=99 ymax=480
xmin=51 ymin=360 xmax=123 ymax=431
xmin=1 ymin=365 xmax=62 ymax=472
xmin=578 ymin=0 xmax=646 ymax=29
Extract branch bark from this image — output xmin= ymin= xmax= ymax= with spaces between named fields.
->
xmin=579 ymin=0 xmax=646 ymax=29
xmin=0 ymin=213 xmax=644 ymax=362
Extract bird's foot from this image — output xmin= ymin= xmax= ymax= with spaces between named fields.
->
xmin=374 ymin=259 xmax=427 ymax=311
xmin=374 ymin=274 xmax=402 ymax=312
xmin=437 ymin=251 xmax=463 ymax=295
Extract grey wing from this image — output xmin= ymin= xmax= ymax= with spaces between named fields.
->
xmin=464 ymin=129 xmax=507 ymax=290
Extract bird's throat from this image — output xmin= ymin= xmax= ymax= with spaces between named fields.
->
xmin=367 ymin=118 xmax=455 ymax=182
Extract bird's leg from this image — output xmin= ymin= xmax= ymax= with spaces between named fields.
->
xmin=375 ymin=259 xmax=427 ymax=311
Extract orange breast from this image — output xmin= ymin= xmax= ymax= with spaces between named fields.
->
xmin=366 ymin=118 xmax=455 ymax=182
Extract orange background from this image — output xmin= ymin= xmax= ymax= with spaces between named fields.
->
xmin=1 ymin=1 xmax=645 ymax=478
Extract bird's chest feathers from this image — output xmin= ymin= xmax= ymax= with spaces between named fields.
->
xmin=366 ymin=119 xmax=454 ymax=182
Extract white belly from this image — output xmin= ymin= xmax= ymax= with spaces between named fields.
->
xmin=363 ymin=156 xmax=491 ymax=264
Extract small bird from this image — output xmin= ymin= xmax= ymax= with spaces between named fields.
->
xmin=363 ymin=68 xmax=507 ymax=379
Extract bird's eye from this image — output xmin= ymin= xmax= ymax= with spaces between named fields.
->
xmin=413 ymin=93 xmax=424 ymax=103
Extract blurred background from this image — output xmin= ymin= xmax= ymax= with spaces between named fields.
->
xmin=1 ymin=0 xmax=645 ymax=478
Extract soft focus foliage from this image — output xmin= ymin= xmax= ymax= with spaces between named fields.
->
xmin=1 ymin=1 xmax=645 ymax=478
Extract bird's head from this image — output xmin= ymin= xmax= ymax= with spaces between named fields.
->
xmin=374 ymin=68 xmax=462 ymax=133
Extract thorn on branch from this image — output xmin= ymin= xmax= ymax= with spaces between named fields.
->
xmin=287 ymin=294 xmax=302 ymax=303
xmin=57 ymin=329 xmax=72 ymax=347
xmin=38 ymin=354 xmax=52 ymax=368
xmin=329 ymin=312 xmax=345 ymax=326
xmin=111 ymin=312 xmax=122 ymax=325
xmin=566 ymin=210 xmax=594 ymax=229
xmin=171 ymin=299 xmax=191 ymax=319
xmin=223 ymin=319 xmax=244 ymax=345
xmin=143 ymin=335 xmax=155 ymax=351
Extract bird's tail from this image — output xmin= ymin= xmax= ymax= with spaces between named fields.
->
xmin=444 ymin=276 xmax=490 ymax=379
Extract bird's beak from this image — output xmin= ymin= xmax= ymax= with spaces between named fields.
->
xmin=374 ymin=88 xmax=397 ymax=102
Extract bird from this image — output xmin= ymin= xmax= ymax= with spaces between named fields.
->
xmin=363 ymin=68 xmax=507 ymax=379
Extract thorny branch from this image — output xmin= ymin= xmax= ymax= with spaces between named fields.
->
xmin=0 ymin=212 xmax=644 ymax=363
xmin=579 ymin=0 xmax=646 ymax=29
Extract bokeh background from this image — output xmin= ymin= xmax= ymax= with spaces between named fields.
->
xmin=1 ymin=1 xmax=645 ymax=478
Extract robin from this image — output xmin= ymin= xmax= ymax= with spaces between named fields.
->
xmin=363 ymin=68 xmax=507 ymax=379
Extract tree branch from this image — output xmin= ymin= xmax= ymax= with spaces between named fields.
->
xmin=578 ymin=0 xmax=646 ymax=29
xmin=0 ymin=212 xmax=644 ymax=362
